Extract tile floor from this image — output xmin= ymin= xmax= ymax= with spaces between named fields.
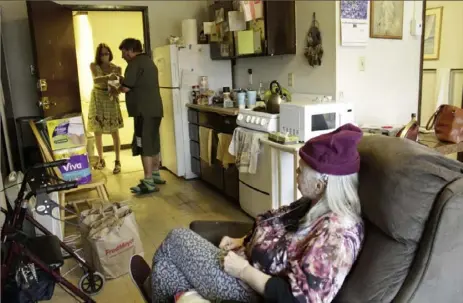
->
xmin=51 ymin=150 xmax=251 ymax=303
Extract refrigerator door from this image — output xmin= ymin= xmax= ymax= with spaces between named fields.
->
xmin=159 ymin=88 xmax=184 ymax=177
xmin=154 ymin=45 xmax=179 ymax=88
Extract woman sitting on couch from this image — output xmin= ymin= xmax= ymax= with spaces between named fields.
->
xmin=151 ymin=124 xmax=365 ymax=303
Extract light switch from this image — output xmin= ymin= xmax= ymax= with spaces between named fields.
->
xmin=288 ymin=73 xmax=294 ymax=87
xmin=358 ymin=57 xmax=365 ymax=71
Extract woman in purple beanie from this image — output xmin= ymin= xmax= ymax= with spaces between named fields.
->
xmin=151 ymin=124 xmax=365 ymax=303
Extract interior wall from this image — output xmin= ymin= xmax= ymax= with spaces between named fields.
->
xmin=421 ymin=1 xmax=463 ymax=126
xmin=233 ymin=1 xmax=337 ymax=97
xmin=336 ymin=1 xmax=424 ymax=126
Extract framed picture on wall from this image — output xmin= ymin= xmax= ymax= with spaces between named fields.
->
xmin=370 ymin=1 xmax=404 ymax=39
xmin=423 ymin=7 xmax=443 ymax=60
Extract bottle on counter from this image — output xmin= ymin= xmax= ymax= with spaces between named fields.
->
xmin=199 ymin=76 xmax=208 ymax=95
xmin=190 ymin=86 xmax=197 ymax=104
xmin=257 ymin=81 xmax=264 ymax=101
xmin=223 ymin=87 xmax=234 ymax=108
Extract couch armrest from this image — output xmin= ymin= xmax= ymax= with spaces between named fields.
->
xmin=395 ymin=177 xmax=463 ymax=303
xmin=190 ymin=220 xmax=253 ymax=246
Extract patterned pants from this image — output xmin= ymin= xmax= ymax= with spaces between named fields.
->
xmin=151 ymin=228 xmax=257 ymax=302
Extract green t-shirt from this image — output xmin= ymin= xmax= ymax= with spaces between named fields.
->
xmin=122 ymin=54 xmax=163 ymax=118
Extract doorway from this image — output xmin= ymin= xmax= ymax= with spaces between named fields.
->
xmin=417 ymin=0 xmax=463 ymax=160
xmin=72 ymin=10 xmax=145 ymax=152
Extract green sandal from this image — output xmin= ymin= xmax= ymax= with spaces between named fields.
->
xmin=130 ymin=179 xmax=159 ymax=195
xmin=152 ymin=171 xmax=166 ymax=184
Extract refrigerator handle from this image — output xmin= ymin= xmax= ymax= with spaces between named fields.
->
xmin=173 ymin=62 xmax=179 ymax=86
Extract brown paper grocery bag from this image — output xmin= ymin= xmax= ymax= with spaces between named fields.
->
xmin=79 ymin=203 xmax=123 ymax=267
xmin=88 ymin=207 xmax=144 ymax=279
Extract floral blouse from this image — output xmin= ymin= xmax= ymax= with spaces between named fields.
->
xmin=239 ymin=198 xmax=364 ymax=303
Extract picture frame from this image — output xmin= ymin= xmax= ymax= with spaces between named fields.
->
xmin=370 ymin=1 xmax=404 ymax=39
xmin=423 ymin=7 xmax=443 ymax=60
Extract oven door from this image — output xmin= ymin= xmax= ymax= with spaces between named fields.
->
xmin=238 ymin=136 xmax=272 ymax=217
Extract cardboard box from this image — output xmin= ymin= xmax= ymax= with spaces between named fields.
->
xmin=53 ymin=146 xmax=91 ymax=185
xmin=46 ymin=115 xmax=86 ymax=151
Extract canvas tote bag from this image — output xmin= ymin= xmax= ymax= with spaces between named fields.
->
xmin=87 ymin=206 xmax=144 ymax=279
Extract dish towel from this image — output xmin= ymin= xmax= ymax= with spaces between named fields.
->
xmin=228 ymin=127 xmax=260 ymax=174
xmin=199 ymin=126 xmax=212 ymax=166
xmin=217 ymin=133 xmax=235 ymax=168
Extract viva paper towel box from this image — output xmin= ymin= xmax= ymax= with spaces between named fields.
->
xmin=53 ymin=146 xmax=91 ymax=185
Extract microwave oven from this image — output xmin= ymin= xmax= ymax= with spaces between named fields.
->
xmin=279 ymin=101 xmax=355 ymax=142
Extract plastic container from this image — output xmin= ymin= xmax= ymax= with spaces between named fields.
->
xmin=246 ymin=90 xmax=257 ymax=109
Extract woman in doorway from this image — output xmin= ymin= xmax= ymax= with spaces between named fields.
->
xmin=88 ymin=43 xmax=124 ymax=174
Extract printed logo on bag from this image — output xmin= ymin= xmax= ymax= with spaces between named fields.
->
xmin=105 ymin=238 xmax=135 ymax=256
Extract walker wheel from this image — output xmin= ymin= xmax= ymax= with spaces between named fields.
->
xmin=78 ymin=271 xmax=105 ymax=296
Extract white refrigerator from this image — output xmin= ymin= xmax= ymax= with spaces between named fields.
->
xmin=154 ymin=44 xmax=232 ymax=179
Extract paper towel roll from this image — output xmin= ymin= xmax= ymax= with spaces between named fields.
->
xmin=182 ymin=19 xmax=198 ymax=45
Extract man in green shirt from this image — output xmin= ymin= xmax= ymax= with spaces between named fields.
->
xmin=118 ymin=38 xmax=165 ymax=194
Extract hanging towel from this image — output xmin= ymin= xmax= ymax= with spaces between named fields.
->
xmin=228 ymin=127 xmax=261 ymax=174
xmin=199 ymin=126 xmax=212 ymax=166
xmin=217 ymin=133 xmax=235 ymax=168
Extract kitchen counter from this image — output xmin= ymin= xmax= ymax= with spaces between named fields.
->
xmin=186 ymin=104 xmax=239 ymax=116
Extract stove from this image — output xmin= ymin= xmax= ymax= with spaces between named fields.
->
xmin=236 ymin=109 xmax=279 ymax=133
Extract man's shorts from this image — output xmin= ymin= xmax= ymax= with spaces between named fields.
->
xmin=132 ymin=116 xmax=162 ymax=157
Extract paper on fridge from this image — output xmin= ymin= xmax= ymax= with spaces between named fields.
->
xmin=228 ymin=11 xmax=246 ymax=31
xmin=240 ymin=1 xmax=263 ymax=22
xmin=203 ymin=22 xmax=214 ymax=34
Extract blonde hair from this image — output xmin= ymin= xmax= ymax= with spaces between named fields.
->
xmin=300 ymin=166 xmax=362 ymax=226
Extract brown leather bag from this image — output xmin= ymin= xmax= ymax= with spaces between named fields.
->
xmin=426 ymin=105 xmax=463 ymax=143
xmin=396 ymin=113 xmax=419 ymax=141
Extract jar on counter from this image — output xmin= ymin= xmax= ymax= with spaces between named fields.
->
xmin=199 ymin=76 xmax=208 ymax=94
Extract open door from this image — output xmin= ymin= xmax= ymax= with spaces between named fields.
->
xmin=27 ymin=0 xmax=81 ymax=117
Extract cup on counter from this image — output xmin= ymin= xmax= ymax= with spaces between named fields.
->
xmin=237 ymin=92 xmax=246 ymax=109
xmin=246 ymin=90 xmax=257 ymax=109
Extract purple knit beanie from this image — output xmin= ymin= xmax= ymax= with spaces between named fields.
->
xmin=298 ymin=123 xmax=363 ymax=176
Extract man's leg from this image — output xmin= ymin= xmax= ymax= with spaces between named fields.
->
xmin=142 ymin=156 xmax=154 ymax=179
xmin=130 ymin=116 xmax=158 ymax=194
xmin=151 ymin=118 xmax=166 ymax=184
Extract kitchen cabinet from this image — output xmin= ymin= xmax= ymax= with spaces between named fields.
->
xmin=187 ymin=108 xmax=239 ymax=202
xmin=208 ymin=0 xmax=296 ymax=60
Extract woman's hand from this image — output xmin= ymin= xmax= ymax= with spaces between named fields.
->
xmin=108 ymin=73 xmax=119 ymax=81
xmin=219 ymin=236 xmax=244 ymax=251
xmin=223 ymin=251 xmax=249 ymax=279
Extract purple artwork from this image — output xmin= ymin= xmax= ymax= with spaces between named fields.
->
xmin=340 ymin=0 xmax=369 ymax=20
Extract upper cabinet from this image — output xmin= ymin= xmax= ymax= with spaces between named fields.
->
xmin=208 ymin=1 xmax=296 ymax=60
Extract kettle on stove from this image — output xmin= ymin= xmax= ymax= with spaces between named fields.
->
xmin=266 ymin=81 xmax=288 ymax=114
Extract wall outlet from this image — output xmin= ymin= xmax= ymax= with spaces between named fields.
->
xmin=358 ymin=57 xmax=365 ymax=71
xmin=288 ymin=73 xmax=294 ymax=87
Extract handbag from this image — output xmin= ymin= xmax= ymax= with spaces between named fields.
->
xmin=396 ymin=113 xmax=419 ymax=141
xmin=426 ymin=105 xmax=463 ymax=143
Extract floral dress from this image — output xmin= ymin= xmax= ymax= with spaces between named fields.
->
xmin=88 ymin=63 xmax=124 ymax=134
xmin=238 ymin=198 xmax=364 ymax=303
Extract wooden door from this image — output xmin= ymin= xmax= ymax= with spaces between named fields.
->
xmin=27 ymin=0 xmax=81 ymax=117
